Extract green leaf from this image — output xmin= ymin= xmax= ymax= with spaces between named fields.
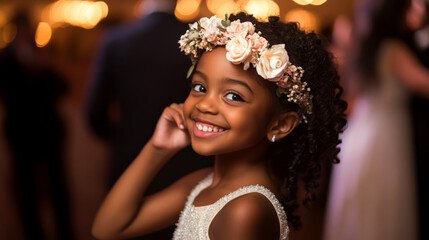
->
xmin=217 ymin=26 xmax=226 ymax=32
xmin=221 ymin=14 xmax=231 ymax=27
xmin=186 ymin=64 xmax=196 ymax=79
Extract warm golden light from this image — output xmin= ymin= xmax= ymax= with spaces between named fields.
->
xmin=176 ymin=0 xmax=200 ymax=16
xmin=292 ymin=0 xmax=313 ymax=5
xmin=311 ymin=0 xmax=328 ymax=5
xmin=96 ymin=1 xmax=109 ymax=18
xmin=86 ymin=3 xmax=103 ymax=27
xmin=44 ymin=0 xmax=108 ymax=29
xmin=175 ymin=0 xmax=201 ymax=22
xmin=35 ymin=22 xmax=52 ymax=47
xmin=293 ymin=0 xmax=328 ymax=6
xmin=2 ymin=22 xmax=17 ymax=44
xmin=244 ymin=0 xmax=280 ymax=21
xmin=284 ymin=9 xmax=319 ymax=32
xmin=215 ymin=0 xmax=241 ymax=18
xmin=0 ymin=9 xmax=6 ymax=28
xmin=206 ymin=0 xmax=228 ymax=14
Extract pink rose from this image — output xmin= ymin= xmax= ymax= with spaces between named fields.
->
xmin=256 ymin=44 xmax=289 ymax=80
xmin=225 ymin=36 xmax=252 ymax=64
xmin=249 ymin=33 xmax=268 ymax=53
xmin=226 ymin=20 xmax=255 ymax=39
xmin=277 ymin=75 xmax=290 ymax=88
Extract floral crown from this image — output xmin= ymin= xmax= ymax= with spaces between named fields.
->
xmin=178 ymin=15 xmax=313 ymax=123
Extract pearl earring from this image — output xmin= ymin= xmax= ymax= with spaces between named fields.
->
xmin=271 ymin=135 xmax=276 ymax=142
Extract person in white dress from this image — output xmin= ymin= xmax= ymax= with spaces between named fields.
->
xmin=91 ymin=13 xmax=347 ymax=240
xmin=324 ymin=0 xmax=429 ymax=239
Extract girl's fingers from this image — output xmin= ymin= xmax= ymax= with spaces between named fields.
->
xmin=169 ymin=103 xmax=186 ymax=130
xmin=167 ymin=104 xmax=185 ymax=130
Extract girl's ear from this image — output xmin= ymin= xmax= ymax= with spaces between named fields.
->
xmin=267 ymin=112 xmax=299 ymax=142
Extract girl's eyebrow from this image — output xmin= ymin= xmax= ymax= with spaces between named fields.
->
xmin=223 ymin=78 xmax=254 ymax=95
xmin=194 ymin=70 xmax=207 ymax=80
xmin=194 ymin=70 xmax=254 ymax=95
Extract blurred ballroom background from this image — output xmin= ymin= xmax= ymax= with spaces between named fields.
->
xmin=2 ymin=0 xmax=427 ymax=240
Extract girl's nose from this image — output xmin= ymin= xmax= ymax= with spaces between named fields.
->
xmin=195 ymin=94 xmax=218 ymax=114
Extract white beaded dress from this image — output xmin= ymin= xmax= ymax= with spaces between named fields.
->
xmin=173 ymin=173 xmax=289 ymax=240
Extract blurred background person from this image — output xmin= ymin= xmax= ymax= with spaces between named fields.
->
xmin=409 ymin=0 xmax=429 ymax=239
xmin=86 ymin=0 xmax=212 ymax=239
xmin=324 ymin=0 xmax=429 ymax=239
xmin=0 ymin=9 xmax=71 ymax=240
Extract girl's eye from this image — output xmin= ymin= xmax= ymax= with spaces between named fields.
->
xmin=192 ymin=83 xmax=206 ymax=93
xmin=225 ymin=92 xmax=244 ymax=102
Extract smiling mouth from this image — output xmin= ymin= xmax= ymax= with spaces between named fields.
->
xmin=196 ymin=122 xmax=225 ymax=132
xmin=193 ymin=121 xmax=227 ymax=138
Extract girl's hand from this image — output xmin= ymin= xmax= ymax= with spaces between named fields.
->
xmin=150 ymin=103 xmax=190 ymax=152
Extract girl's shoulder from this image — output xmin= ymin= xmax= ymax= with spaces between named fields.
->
xmin=209 ymin=191 xmax=281 ymax=239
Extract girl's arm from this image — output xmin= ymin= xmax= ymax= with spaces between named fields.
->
xmin=92 ymin=103 xmax=211 ymax=239
xmin=388 ymin=40 xmax=429 ymax=98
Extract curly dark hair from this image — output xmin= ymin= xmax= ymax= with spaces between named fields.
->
xmin=228 ymin=13 xmax=348 ymax=230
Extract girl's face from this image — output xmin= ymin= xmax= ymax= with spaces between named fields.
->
xmin=183 ymin=47 xmax=277 ymax=156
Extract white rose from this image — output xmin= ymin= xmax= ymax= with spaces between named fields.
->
xmin=202 ymin=16 xmax=223 ymax=44
xmin=189 ymin=22 xmax=198 ymax=30
xmin=199 ymin=17 xmax=210 ymax=29
xmin=256 ymin=44 xmax=289 ymax=80
xmin=225 ymin=36 xmax=252 ymax=64
xmin=200 ymin=16 xmax=221 ymax=30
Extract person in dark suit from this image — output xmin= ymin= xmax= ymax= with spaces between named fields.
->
xmin=86 ymin=1 xmax=211 ymax=239
xmin=0 ymin=10 xmax=71 ymax=240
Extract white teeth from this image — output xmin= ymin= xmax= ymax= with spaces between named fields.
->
xmin=196 ymin=123 xmax=224 ymax=133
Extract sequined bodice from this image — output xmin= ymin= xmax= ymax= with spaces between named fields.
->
xmin=173 ymin=173 xmax=289 ymax=240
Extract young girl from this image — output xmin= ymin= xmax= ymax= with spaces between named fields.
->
xmin=92 ymin=13 xmax=347 ymax=240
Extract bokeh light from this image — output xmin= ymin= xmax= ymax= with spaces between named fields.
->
xmin=284 ymin=8 xmax=320 ymax=32
xmin=44 ymin=0 xmax=108 ymax=29
xmin=2 ymin=22 xmax=17 ymax=44
xmin=244 ymin=0 xmax=280 ymax=21
xmin=293 ymin=0 xmax=328 ymax=6
xmin=96 ymin=1 xmax=108 ymax=18
xmin=175 ymin=0 xmax=201 ymax=22
xmin=35 ymin=22 xmax=52 ymax=47
xmin=206 ymin=0 xmax=229 ymax=15
xmin=311 ymin=0 xmax=328 ymax=5
xmin=215 ymin=0 xmax=241 ymax=18
xmin=0 ymin=9 xmax=6 ymax=28
xmin=293 ymin=0 xmax=313 ymax=5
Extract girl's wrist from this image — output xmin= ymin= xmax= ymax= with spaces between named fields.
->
xmin=146 ymin=138 xmax=180 ymax=161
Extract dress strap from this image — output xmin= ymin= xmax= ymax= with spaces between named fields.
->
xmin=183 ymin=173 xmax=214 ymax=209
